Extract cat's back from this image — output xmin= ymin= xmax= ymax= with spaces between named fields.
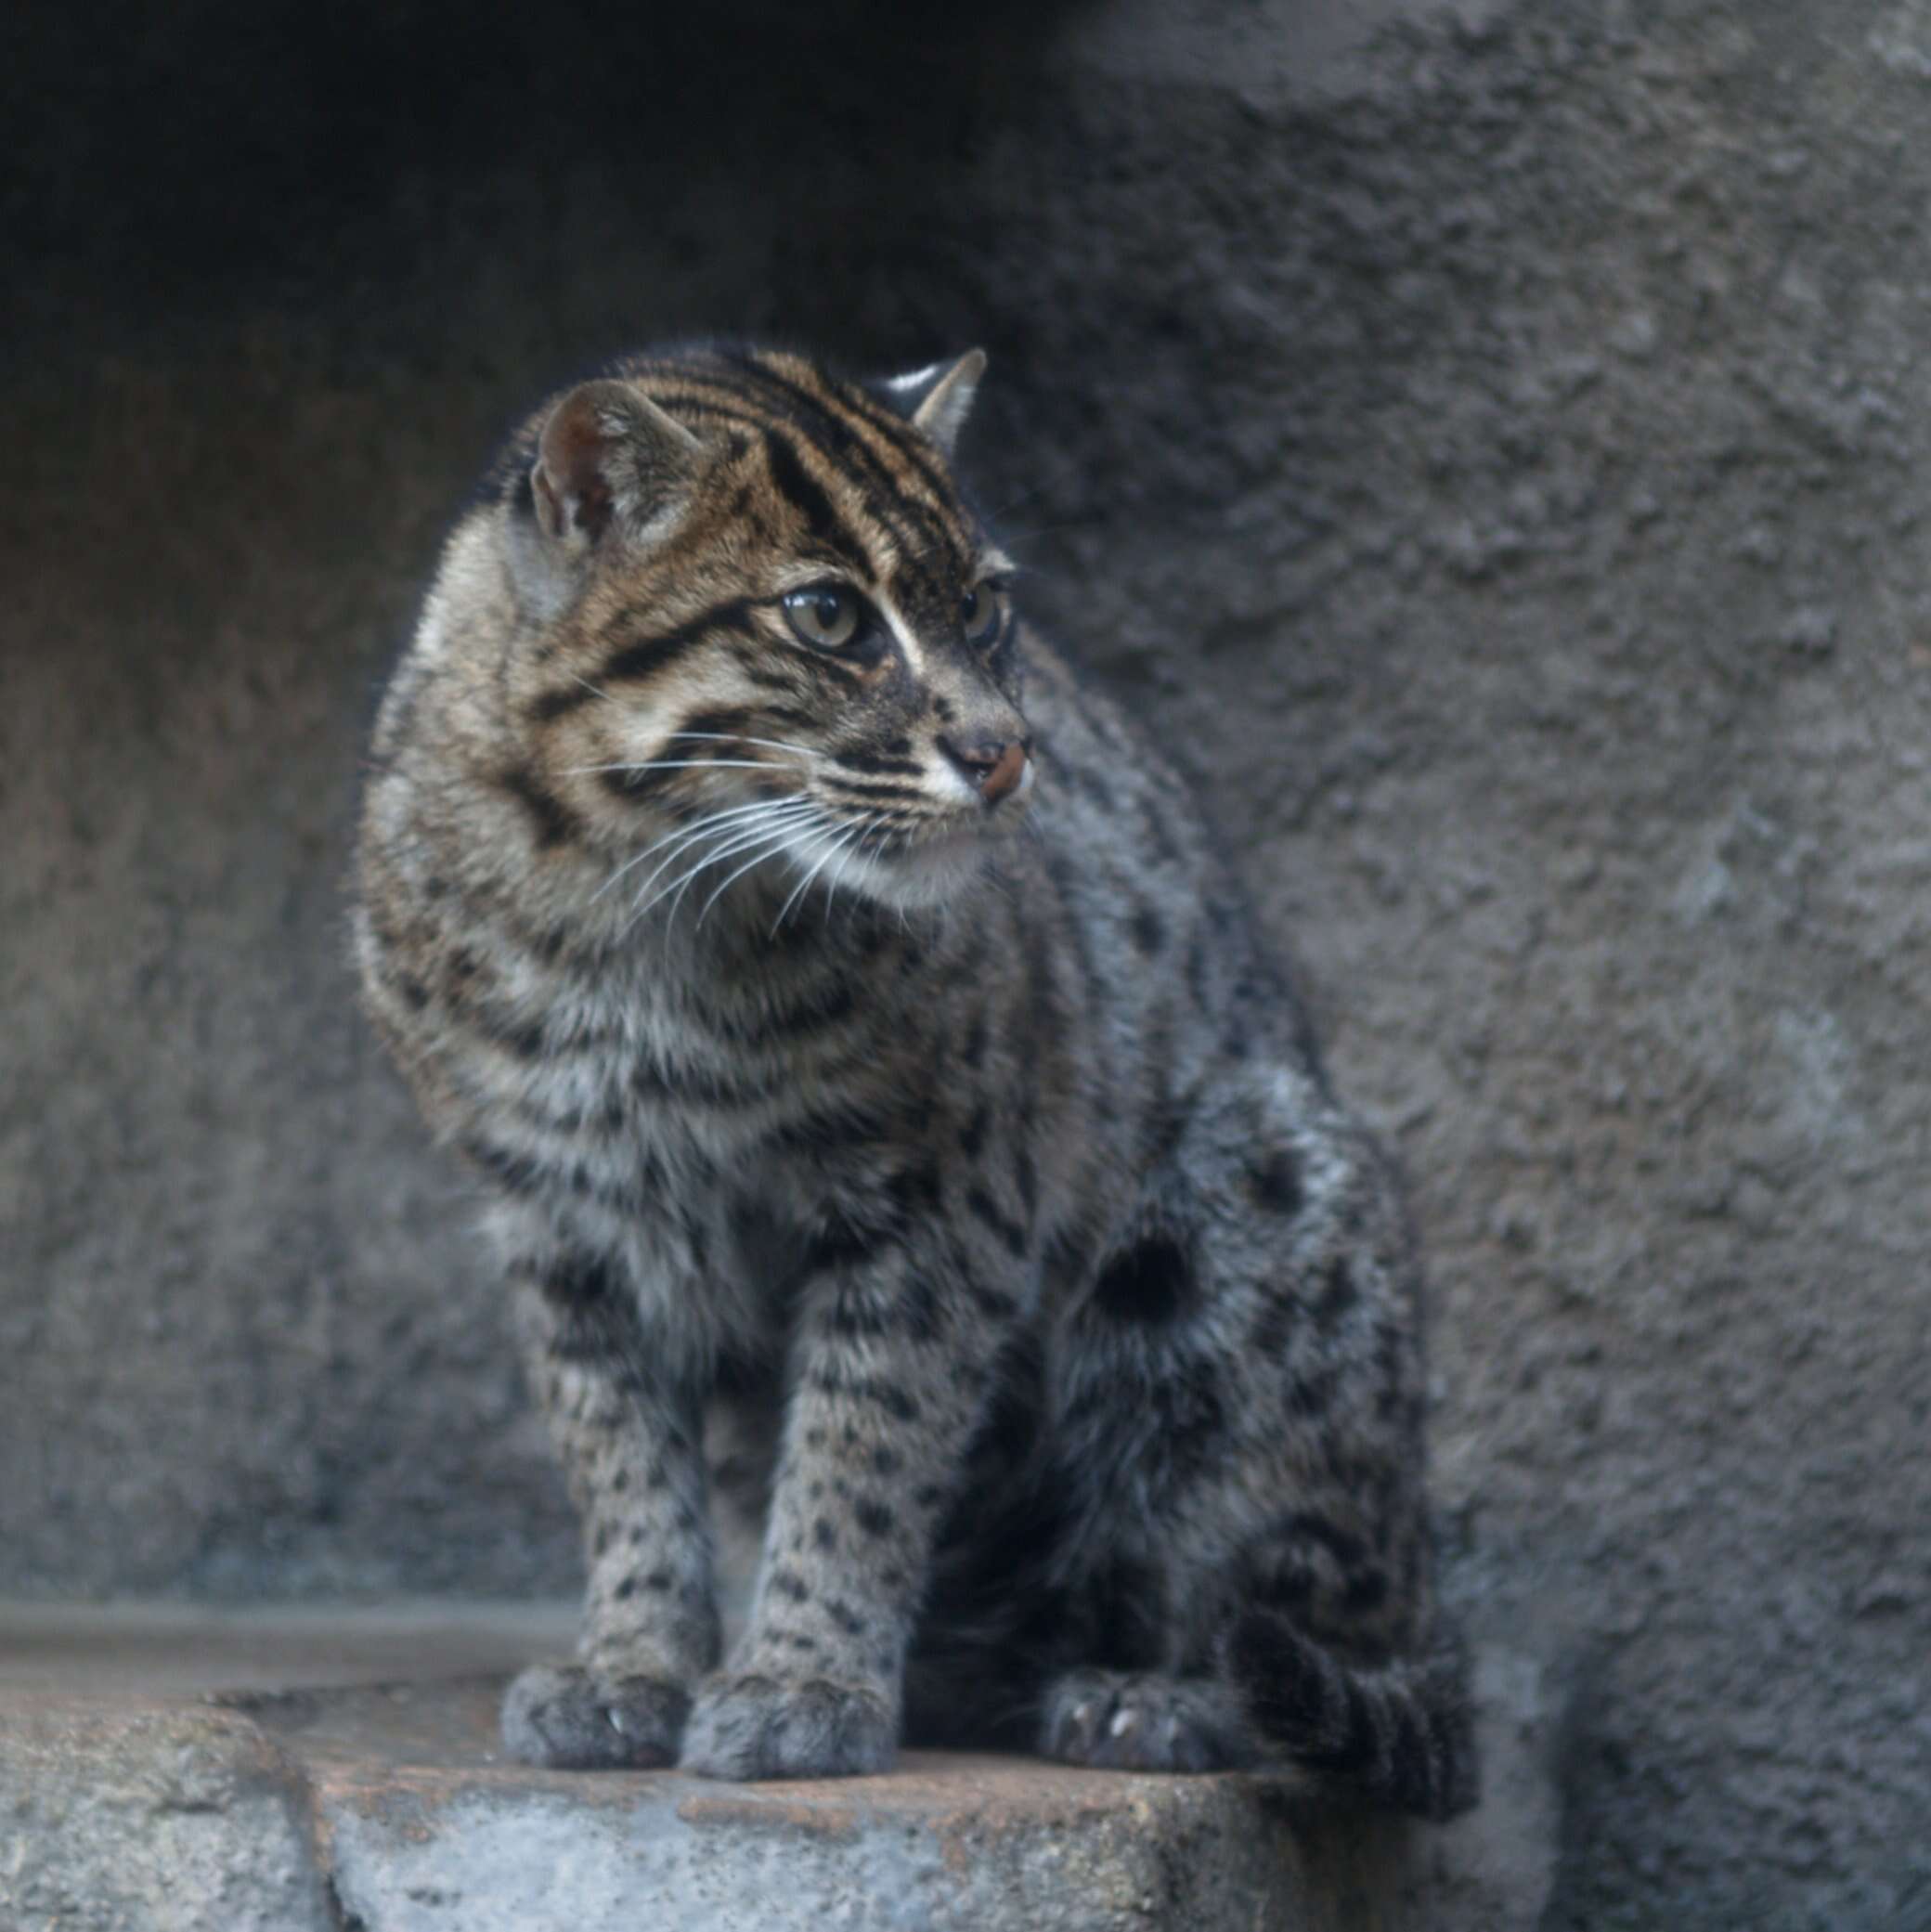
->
xmin=1011 ymin=628 xmax=1317 ymax=1086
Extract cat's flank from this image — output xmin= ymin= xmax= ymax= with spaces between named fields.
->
xmin=353 ymin=344 xmax=1476 ymax=1818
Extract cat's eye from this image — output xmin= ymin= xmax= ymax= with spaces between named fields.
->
xmin=962 ymin=581 xmax=1006 ymax=647
xmin=783 ymin=585 xmax=867 ymax=653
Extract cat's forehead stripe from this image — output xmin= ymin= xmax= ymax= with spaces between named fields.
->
xmin=837 ymin=379 xmax=964 ymax=512
xmin=757 ymin=426 xmax=875 ymax=579
xmin=664 ymin=356 xmax=973 ymax=573
xmin=649 ymin=382 xmax=942 ymax=574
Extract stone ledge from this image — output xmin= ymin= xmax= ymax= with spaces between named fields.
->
xmin=0 ymin=1605 xmax=1557 ymax=1932
xmin=3 ymin=1698 xmax=332 ymax=1932
xmin=301 ymin=1685 xmax=1404 ymax=1932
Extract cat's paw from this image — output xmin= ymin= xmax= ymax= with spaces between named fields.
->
xmin=1041 ymin=1670 xmax=1254 ymax=1773
xmin=500 ymin=1662 xmax=689 ymax=1770
xmin=679 ymin=1671 xmax=897 ymax=1781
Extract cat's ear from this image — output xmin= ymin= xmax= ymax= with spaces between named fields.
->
xmin=509 ymin=381 xmax=706 ymax=616
xmin=528 ymin=380 xmax=706 ymax=551
xmin=875 ymin=349 xmax=987 ymax=456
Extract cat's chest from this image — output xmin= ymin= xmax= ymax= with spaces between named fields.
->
xmin=599 ymin=1104 xmax=855 ymax=1351
xmin=526 ymin=958 xmax=883 ymax=1194
xmin=530 ymin=953 xmax=860 ymax=1139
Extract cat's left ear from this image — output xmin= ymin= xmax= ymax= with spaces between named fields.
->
xmin=874 ymin=349 xmax=987 ymax=457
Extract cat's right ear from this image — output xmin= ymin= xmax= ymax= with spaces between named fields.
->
xmin=510 ymin=382 xmax=705 ymax=612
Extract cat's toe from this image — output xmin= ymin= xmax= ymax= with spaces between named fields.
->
xmin=1041 ymin=1669 xmax=1121 ymax=1761
xmin=679 ymin=1671 xmax=896 ymax=1781
xmin=500 ymin=1662 xmax=689 ymax=1770
xmin=1040 ymin=1670 xmax=1251 ymax=1773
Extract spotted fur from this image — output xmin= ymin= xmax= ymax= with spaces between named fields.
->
xmin=353 ymin=343 xmax=1476 ymax=1818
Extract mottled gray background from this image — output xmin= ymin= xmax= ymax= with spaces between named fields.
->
xmin=6 ymin=0 xmax=1931 ymax=1923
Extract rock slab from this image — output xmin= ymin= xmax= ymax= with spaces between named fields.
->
xmin=0 ymin=1607 xmax=1558 ymax=1931
xmin=2 ymin=1700 xmax=332 ymax=1932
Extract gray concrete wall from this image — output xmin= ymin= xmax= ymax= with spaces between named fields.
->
xmin=7 ymin=1 xmax=1931 ymax=1921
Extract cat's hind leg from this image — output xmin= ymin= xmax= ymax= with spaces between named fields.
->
xmin=1030 ymin=1058 xmax=1476 ymax=1814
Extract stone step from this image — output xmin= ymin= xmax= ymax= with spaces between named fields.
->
xmin=0 ymin=1604 xmax=1556 ymax=1931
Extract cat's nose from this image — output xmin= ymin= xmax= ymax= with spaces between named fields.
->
xmin=939 ymin=733 xmax=1030 ymax=805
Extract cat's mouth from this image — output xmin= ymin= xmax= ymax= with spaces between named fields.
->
xmin=901 ymin=764 xmax=1035 ymax=852
xmin=793 ymin=789 xmax=1028 ymax=912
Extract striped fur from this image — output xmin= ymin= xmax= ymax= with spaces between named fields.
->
xmin=353 ymin=343 xmax=1476 ymax=1816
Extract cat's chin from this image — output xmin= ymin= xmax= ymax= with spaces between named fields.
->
xmin=804 ymin=823 xmax=1004 ymax=914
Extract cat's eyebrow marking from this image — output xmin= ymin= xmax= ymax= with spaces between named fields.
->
xmin=869 ymin=587 xmax=927 ymax=676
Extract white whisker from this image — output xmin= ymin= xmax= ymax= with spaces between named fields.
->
xmin=616 ymin=801 xmax=819 ymax=939
xmin=646 ymin=796 xmax=808 ymax=859
xmin=696 ymin=822 xmax=819 ymax=928
xmin=771 ymin=825 xmax=850 ymax=935
xmin=625 ymin=804 xmax=821 ymax=941
xmin=658 ymin=819 xmax=810 ymax=939
xmin=591 ymin=795 xmax=804 ymax=904
xmin=667 ymin=731 xmax=824 ymax=761
xmin=822 ymin=814 xmax=879 ymax=927
xmin=562 ymin=759 xmax=799 ymax=776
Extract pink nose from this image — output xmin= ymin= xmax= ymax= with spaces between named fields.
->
xmin=980 ymin=742 xmax=1028 ymax=805
xmin=939 ymin=732 xmax=1030 ymax=805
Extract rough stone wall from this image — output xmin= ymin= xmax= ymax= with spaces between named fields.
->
xmin=7 ymin=1 xmax=1931 ymax=1922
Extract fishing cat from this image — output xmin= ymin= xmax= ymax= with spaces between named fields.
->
xmin=353 ymin=344 xmax=1476 ymax=1817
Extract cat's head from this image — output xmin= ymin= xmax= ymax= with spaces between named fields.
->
xmin=499 ymin=345 xmax=1031 ymax=919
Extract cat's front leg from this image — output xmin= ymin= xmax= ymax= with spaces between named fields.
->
xmin=499 ymin=1244 xmax=720 ymax=1770
xmin=680 ymin=1234 xmax=1019 ymax=1780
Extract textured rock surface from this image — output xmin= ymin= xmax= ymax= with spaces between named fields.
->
xmin=310 ymin=1709 xmax=1402 ymax=1932
xmin=7 ymin=0 xmax=1931 ymax=1922
xmin=0 ymin=1609 xmax=1558 ymax=1930
xmin=0 ymin=1702 xmax=332 ymax=1932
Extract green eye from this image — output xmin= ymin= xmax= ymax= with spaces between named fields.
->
xmin=783 ymin=585 xmax=865 ymax=652
xmin=962 ymin=580 xmax=1006 ymax=646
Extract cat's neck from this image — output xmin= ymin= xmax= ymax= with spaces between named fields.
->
xmin=577 ymin=848 xmax=964 ymax=1005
